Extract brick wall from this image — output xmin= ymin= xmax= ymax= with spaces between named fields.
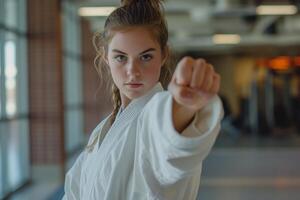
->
xmin=27 ymin=0 xmax=65 ymax=165
xmin=27 ymin=0 xmax=112 ymax=167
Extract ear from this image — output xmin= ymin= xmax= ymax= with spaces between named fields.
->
xmin=161 ymin=45 xmax=170 ymax=67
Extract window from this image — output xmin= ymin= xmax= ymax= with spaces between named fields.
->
xmin=4 ymin=38 xmax=17 ymax=117
xmin=62 ymin=1 xmax=85 ymax=157
xmin=0 ymin=0 xmax=29 ymax=198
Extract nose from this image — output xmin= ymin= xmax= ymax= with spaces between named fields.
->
xmin=126 ymin=60 xmax=141 ymax=77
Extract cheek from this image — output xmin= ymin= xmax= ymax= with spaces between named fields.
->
xmin=108 ymin=58 xmax=123 ymax=76
xmin=109 ymin=65 xmax=124 ymax=84
xmin=110 ymin=67 xmax=124 ymax=80
xmin=144 ymin=61 xmax=162 ymax=80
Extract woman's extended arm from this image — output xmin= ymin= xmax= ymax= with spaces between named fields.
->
xmin=168 ymin=56 xmax=220 ymax=133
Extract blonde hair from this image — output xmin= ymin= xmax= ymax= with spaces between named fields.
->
xmin=86 ymin=0 xmax=172 ymax=152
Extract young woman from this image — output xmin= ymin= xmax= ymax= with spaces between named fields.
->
xmin=63 ymin=0 xmax=223 ymax=199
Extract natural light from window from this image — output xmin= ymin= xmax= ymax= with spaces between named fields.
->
xmin=4 ymin=40 xmax=17 ymax=117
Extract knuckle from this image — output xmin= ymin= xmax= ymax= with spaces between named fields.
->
xmin=181 ymin=56 xmax=193 ymax=64
xmin=185 ymin=57 xmax=196 ymax=67
xmin=196 ymin=58 xmax=206 ymax=65
xmin=207 ymin=63 xmax=213 ymax=70
xmin=185 ymin=56 xmax=194 ymax=61
xmin=193 ymin=63 xmax=201 ymax=71
xmin=206 ymin=66 xmax=214 ymax=75
xmin=194 ymin=60 xmax=206 ymax=70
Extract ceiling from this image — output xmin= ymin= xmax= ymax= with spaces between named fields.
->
xmin=75 ymin=0 xmax=300 ymax=55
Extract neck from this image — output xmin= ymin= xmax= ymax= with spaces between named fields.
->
xmin=120 ymin=93 xmax=131 ymax=109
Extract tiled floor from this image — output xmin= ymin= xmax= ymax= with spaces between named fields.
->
xmin=9 ymin=165 xmax=64 ymax=200
xmin=10 ymin=181 xmax=62 ymax=200
xmin=197 ymin=147 xmax=300 ymax=200
xmin=198 ymin=186 xmax=300 ymax=200
xmin=7 ymin=134 xmax=300 ymax=200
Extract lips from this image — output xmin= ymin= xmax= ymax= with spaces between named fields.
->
xmin=125 ymin=82 xmax=143 ymax=88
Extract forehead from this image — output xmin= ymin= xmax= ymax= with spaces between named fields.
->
xmin=108 ymin=27 xmax=160 ymax=53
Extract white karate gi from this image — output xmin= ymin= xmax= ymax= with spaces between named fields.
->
xmin=63 ymin=82 xmax=223 ymax=200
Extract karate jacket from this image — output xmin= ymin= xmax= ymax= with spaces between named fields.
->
xmin=63 ymin=82 xmax=224 ymax=200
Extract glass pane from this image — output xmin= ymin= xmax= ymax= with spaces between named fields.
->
xmin=4 ymin=0 xmax=18 ymax=28
xmin=0 ymin=124 xmax=3 ymax=198
xmin=4 ymin=39 xmax=17 ymax=117
xmin=0 ymin=1 xmax=4 ymax=25
xmin=7 ymin=119 xmax=30 ymax=189
xmin=65 ymin=109 xmax=84 ymax=152
xmin=0 ymin=31 xmax=3 ymax=116
xmin=7 ymin=120 xmax=21 ymax=189
xmin=0 ymin=122 xmax=9 ymax=198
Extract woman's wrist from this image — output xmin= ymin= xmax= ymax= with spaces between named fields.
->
xmin=172 ymin=98 xmax=197 ymax=133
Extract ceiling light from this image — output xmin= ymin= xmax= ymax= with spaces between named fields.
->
xmin=78 ymin=7 xmax=116 ymax=17
xmin=212 ymin=34 xmax=241 ymax=44
xmin=256 ymin=5 xmax=297 ymax=15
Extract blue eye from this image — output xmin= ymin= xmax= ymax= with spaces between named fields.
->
xmin=140 ymin=54 xmax=153 ymax=61
xmin=114 ymin=55 xmax=127 ymax=62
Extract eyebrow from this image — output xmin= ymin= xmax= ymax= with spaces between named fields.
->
xmin=112 ymin=48 xmax=156 ymax=55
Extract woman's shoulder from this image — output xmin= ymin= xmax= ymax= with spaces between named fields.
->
xmin=147 ymin=90 xmax=170 ymax=104
xmin=137 ymin=91 xmax=171 ymax=122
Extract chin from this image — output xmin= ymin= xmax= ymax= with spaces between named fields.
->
xmin=126 ymin=91 xmax=146 ymax=100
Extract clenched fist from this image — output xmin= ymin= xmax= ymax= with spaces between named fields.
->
xmin=168 ymin=56 xmax=220 ymax=113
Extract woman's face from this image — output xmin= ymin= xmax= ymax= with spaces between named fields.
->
xmin=107 ymin=27 xmax=166 ymax=106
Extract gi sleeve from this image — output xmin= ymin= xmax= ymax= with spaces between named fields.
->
xmin=139 ymin=91 xmax=224 ymax=185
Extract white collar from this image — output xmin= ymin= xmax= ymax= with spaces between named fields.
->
xmin=113 ymin=82 xmax=163 ymax=123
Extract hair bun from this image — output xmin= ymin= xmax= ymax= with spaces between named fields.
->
xmin=120 ymin=0 xmax=133 ymax=6
xmin=120 ymin=0 xmax=163 ymax=9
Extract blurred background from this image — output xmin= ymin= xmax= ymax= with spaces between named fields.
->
xmin=0 ymin=0 xmax=300 ymax=199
